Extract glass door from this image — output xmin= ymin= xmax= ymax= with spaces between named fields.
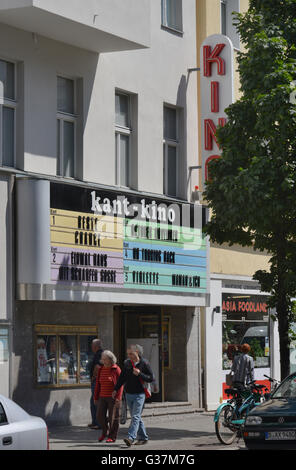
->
xmin=120 ymin=306 xmax=163 ymax=402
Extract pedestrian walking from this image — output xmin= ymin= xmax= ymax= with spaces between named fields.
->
xmin=94 ymin=350 xmax=123 ymax=443
xmin=88 ymin=338 xmax=103 ymax=429
xmin=113 ymin=344 xmax=154 ymax=447
xmin=231 ymin=343 xmax=255 ymax=392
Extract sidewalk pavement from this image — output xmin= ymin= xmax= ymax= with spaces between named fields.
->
xmin=48 ymin=411 xmax=246 ymax=451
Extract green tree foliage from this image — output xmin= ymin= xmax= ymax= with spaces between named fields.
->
xmin=203 ymin=0 xmax=296 ymax=380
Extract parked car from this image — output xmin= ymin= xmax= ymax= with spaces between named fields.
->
xmin=243 ymin=372 xmax=296 ymax=449
xmin=0 ymin=394 xmax=48 ymax=450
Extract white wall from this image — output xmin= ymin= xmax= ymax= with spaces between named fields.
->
xmin=102 ymin=0 xmax=197 ymax=196
xmin=0 ymin=0 xmax=198 ymax=200
xmin=0 ymin=174 xmax=13 ymax=397
xmin=83 ymin=0 xmax=199 ymax=197
xmin=271 ymin=316 xmax=281 ymax=382
xmin=204 ymin=278 xmax=223 ymax=410
xmin=186 ymin=307 xmax=202 ymax=407
xmin=0 ymin=0 xmax=151 ymax=53
xmin=0 ymin=2 xmax=199 ymax=404
xmin=0 ymin=175 xmax=12 ymax=321
xmin=0 ymin=23 xmax=99 ymax=176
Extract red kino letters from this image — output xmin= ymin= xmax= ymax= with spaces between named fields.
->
xmin=203 ymin=43 xmax=226 ymax=76
xmin=200 ymin=35 xmax=234 ymax=184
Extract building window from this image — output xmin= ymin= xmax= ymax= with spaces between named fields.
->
xmin=222 ymin=294 xmax=270 ymax=370
xmin=115 ymin=92 xmax=131 ymax=188
xmin=163 ymin=105 xmax=179 ymax=198
xmin=0 ymin=60 xmax=16 ymax=168
xmin=221 ymin=0 xmax=227 ymax=35
xmin=161 ymin=0 xmax=183 ymax=33
xmin=57 ymin=76 xmax=76 ymax=178
xmin=220 ymin=0 xmax=240 ymax=49
xmin=35 ymin=325 xmax=98 ymax=388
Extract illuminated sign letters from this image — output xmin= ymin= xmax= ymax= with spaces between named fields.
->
xmin=50 ymin=183 xmax=207 ymax=296
xmin=201 ymin=34 xmax=234 ymax=184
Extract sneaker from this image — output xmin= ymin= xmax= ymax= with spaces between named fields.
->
xmin=106 ymin=438 xmax=116 ymax=443
xmin=135 ymin=440 xmax=148 ymax=445
xmin=123 ymin=438 xmax=134 ymax=447
xmin=98 ymin=434 xmax=107 ymax=442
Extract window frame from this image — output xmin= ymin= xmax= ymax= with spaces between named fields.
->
xmin=57 ymin=75 xmax=77 ymax=179
xmin=34 ymin=324 xmax=98 ymax=389
xmin=0 ymin=58 xmax=17 ymax=169
xmin=220 ymin=0 xmax=240 ymax=50
xmin=115 ymin=91 xmax=132 ymax=189
xmin=222 ymin=293 xmax=271 ymax=371
xmin=161 ymin=0 xmax=183 ymax=35
xmin=163 ymin=104 xmax=179 ymax=198
xmin=222 ymin=319 xmax=271 ymax=370
xmin=221 ymin=0 xmax=227 ymax=36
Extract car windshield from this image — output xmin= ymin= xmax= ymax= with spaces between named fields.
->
xmin=272 ymin=374 xmax=296 ymax=399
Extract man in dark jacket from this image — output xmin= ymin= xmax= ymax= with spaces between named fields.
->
xmin=88 ymin=339 xmax=103 ymax=429
xmin=231 ymin=343 xmax=255 ymax=392
xmin=113 ymin=344 xmax=154 ymax=446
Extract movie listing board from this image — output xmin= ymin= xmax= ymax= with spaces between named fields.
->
xmin=50 ymin=183 xmax=207 ymax=295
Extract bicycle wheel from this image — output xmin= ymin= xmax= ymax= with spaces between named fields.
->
xmin=215 ymin=405 xmax=238 ymax=445
xmin=120 ymin=392 xmax=127 ymax=425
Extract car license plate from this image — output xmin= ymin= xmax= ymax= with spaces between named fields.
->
xmin=265 ymin=431 xmax=296 ymax=441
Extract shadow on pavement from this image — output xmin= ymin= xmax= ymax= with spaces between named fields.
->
xmin=48 ymin=424 xmax=216 ymax=449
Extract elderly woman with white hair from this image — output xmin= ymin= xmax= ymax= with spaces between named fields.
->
xmin=94 ymin=350 xmax=123 ymax=443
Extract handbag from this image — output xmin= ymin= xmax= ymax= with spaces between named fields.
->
xmin=131 ymin=361 xmax=152 ymax=399
xmin=226 ymin=372 xmax=233 ymax=387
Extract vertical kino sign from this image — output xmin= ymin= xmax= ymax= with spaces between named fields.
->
xmin=201 ymin=34 xmax=234 ymax=184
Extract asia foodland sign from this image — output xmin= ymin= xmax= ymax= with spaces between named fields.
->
xmin=200 ymin=34 xmax=234 ymax=184
xmin=222 ymin=299 xmax=268 ymax=314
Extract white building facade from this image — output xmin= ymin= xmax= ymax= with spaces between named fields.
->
xmin=0 ymin=0 xmax=209 ymax=424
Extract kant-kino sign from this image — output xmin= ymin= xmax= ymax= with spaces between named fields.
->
xmin=91 ymin=192 xmax=177 ymax=223
xmin=50 ymin=182 xmax=207 ymax=295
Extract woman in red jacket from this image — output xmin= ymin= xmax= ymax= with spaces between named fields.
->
xmin=94 ymin=350 xmax=123 ymax=443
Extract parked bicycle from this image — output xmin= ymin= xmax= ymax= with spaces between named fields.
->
xmin=214 ymin=381 xmax=269 ymax=445
xmin=263 ymin=374 xmax=280 ymax=393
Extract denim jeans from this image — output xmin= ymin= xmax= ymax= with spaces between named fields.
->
xmin=90 ymin=380 xmax=100 ymax=426
xmin=125 ymin=393 xmax=148 ymax=442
